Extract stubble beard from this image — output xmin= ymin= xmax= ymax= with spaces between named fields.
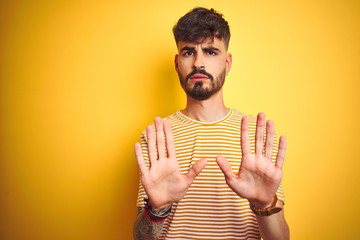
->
xmin=179 ymin=68 xmax=226 ymax=100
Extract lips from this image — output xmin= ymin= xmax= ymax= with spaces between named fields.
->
xmin=185 ymin=69 xmax=213 ymax=83
xmin=190 ymin=74 xmax=210 ymax=81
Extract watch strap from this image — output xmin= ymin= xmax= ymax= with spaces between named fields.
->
xmin=250 ymin=195 xmax=283 ymax=216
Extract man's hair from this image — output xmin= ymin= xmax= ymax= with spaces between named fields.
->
xmin=173 ymin=7 xmax=231 ymax=50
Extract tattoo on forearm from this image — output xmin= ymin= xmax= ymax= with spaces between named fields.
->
xmin=147 ymin=202 xmax=173 ymax=219
xmin=133 ymin=207 xmax=166 ymax=240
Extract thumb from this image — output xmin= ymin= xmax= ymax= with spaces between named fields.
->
xmin=185 ymin=158 xmax=207 ymax=184
xmin=216 ymin=155 xmax=234 ymax=179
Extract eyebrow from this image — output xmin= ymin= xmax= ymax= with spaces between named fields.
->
xmin=179 ymin=46 xmax=221 ymax=53
xmin=203 ymin=47 xmax=220 ymax=53
xmin=180 ymin=46 xmax=195 ymax=53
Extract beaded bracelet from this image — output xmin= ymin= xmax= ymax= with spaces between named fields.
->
xmin=144 ymin=198 xmax=172 ymax=222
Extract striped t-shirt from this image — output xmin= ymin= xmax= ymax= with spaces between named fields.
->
xmin=136 ymin=109 xmax=285 ymax=239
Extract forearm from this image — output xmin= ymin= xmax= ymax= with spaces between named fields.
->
xmin=256 ymin=201 xmax=290 ymax=240
xmin=133 ymin=207 xmax=165 ymax=240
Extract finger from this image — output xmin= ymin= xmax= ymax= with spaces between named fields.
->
xmin=146 ymin=124 xmax=157 ymax=166
xmin=255 ymin=112 xmax=266 ymax=155
xmin=241 ymin=116 xmax=251 ymax=156
xmin=264 ymin=120 xmax=275 ymax=159
xmin=216 ymin=155 xmax=235 ymax=179
xmin=154 ymin=117 xmax=166 ymax=159
xmin=134 ymin=142 xmax=148 ymax=176
xmin=163 ymin=121 xmax=176 ymax=158
xmin=276 ymin=136 xmax=287 ymax=169
xmin=185 ymin=158 xmax=207 ymax=184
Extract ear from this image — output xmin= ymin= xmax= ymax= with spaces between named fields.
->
xmin=225 ymin=53 xmax=232 ymax=75
xmin=175 ymin=54 xmax=179 ymax=73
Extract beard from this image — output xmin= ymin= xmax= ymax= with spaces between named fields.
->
xmin=178 ymin=68 xmax=226 ymax=100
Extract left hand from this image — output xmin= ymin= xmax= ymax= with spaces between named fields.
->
xmin=216 ymin=112 xmax=286 ymax=208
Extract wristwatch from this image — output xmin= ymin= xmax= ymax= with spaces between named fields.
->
xmin=249 ymin=195 xmax=283 ymax=216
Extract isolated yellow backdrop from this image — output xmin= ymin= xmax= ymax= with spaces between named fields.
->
xmin=1 ymin=0 xmax=359 ymax=239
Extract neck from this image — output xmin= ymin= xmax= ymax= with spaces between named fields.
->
xmin=182 ymin=89 xmax=229 ymax=122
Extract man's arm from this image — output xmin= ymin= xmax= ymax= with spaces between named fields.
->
xmin=256 ymin=202 xmax=290 ymax=240
xmin=133 ymin=117 xmax=207 ymax=239
xmin=217 ymin=113 xmax=289 ymax=240
xmin=133 ymin=207 xmax=168 ymax=240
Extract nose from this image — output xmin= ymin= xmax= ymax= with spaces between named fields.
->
xmin=193 ymin=52 xmax=205 ymax=70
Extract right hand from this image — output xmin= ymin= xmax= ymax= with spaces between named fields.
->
xmin=135 ymin=117 xmax=207 ymax=211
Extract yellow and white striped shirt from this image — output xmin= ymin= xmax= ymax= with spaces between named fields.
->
xmin=137 ymin=109 xmax=285 ymax=239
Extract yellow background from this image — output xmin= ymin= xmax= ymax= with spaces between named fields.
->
xmin=1 ymin=0 xmax=359 ymax=239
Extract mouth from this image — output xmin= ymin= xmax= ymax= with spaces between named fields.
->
xmin=190 ymin=74 xmax=210 ymax=82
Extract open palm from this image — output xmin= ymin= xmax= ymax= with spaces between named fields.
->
xmin=217 ymin=113 xmax=286 ymax=208
xmin=135 ymin=117 xmax=207 ymax=211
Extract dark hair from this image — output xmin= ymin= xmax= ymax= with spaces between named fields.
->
xmin=173 ymin=7 xmax=231 ymax=50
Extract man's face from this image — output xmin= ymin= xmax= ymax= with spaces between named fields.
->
xmin=175 ymin=37 xmax=232 ymax=100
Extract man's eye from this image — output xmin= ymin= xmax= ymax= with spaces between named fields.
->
xmin=184 ymin=51 xmax=194 ymax=56
xmin=208 ymin=51 xmax=216 ymax=56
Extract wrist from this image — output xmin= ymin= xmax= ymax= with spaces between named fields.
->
xmin=144 ymin=198 xmax=172 ymax=222
xmin=149 ymin=201 xmax=173 ymax=212
xmin=249 ymin=195 xmax=283 ymax=216
xmin=148 ymin=199 xmax=172 ymax=212
xmin=248 ymin=198 xmax=272 ymax=209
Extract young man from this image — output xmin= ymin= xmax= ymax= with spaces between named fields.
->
xmin=133 ymin=7 xmax=289 ymax=240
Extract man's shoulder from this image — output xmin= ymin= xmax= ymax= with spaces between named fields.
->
xmin=230 ymin=109 xmax=257 ymax=122
xmin=140 ymin=111 xmax=181 ymax=138
xmin=163 ymin=111 xmax=180 ymax=122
